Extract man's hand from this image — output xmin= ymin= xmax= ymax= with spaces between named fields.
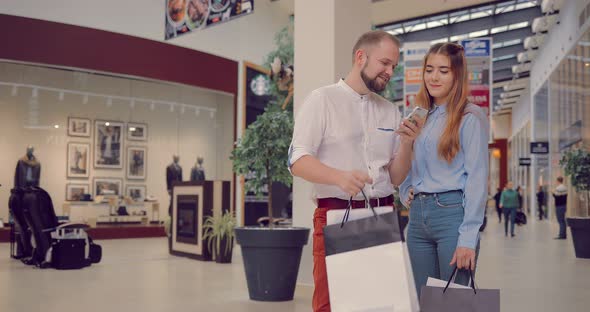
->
xmin=404 ymin=188 xmax=414 ymax=207
xmin=450 ymin=247 xmax=476 ymax=271
xmin=336 ymin=170 xmax=373 ymax=197
xmin=396 ymin=116 xmax=425 ymax=145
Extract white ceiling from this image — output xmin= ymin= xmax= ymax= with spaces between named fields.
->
xmin=271 ymin=0 xmax=499 ymax=26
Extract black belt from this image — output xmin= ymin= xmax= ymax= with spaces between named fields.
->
xmin=317 ymin=195 xmax=394 ymax=210
xmin=415 ymin=190 xmax=463 ymax=197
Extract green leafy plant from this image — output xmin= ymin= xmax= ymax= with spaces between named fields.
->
xmin=380 ymin=64 xmax=404 ymax=102
xmin=231 ymin=108 xmax=293 ymax=227
xmin=264 ymin=25 xmax=294 ymax=111
xmin=560 ymin=148 xmax=590 ymax=216
xmin=203 ymin=210 xmax=237 ymax=258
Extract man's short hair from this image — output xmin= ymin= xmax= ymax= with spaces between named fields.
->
xmin=557 ymin=176 xmax=564 ymax=183
xmin=352 ymin=30 xmax=400 ymax=62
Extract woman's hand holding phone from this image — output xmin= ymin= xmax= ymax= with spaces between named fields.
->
xmin=396 ymin=107 xmax=426 ymax=143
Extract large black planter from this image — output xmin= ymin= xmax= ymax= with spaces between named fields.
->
xmin=567 ymin=217 xmax=590 ymax=259
xmin=235 ymin=227 xmax=310 ymax=301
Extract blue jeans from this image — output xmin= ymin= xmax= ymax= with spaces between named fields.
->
xmin=503 ymin=207 xmax=516 ymax=236
xmin=407 ymin=191 xmax=480 ymax=297
xmin=556 ymin=205 xmax=567 ymax=238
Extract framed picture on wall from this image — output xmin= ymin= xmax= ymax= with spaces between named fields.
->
xmin=127 ymin=122 xmax=148 ymax=141
xmin=68 ymin=117 xmax=91 ymax=137
xmin=93 ymin=177 xmax=123 ymax=197
xmin=94 ymin=120 xmax=124 ymax=169
xmin=65 ymin=183 xmax=90 ymax=201
xmin=67 ymin=142 xmax=91 ymax=178
xmin=126 ymin=185 xmax=146 ymax=202
xmin=127 ymin=146 xmax=147 ymax=180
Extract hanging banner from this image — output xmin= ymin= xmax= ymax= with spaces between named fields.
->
xmin=403 ymin=41 xmax=430 ymax=115
xmin=459 ymin=38 xmax=493 ymax=116
xmin=165 ymin=0 xmax=254 ymax=40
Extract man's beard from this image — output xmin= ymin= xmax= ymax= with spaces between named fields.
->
xmin=361 ymin=67 xmax=388 ymax=93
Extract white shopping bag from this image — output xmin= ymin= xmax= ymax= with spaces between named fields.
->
xmin=324 ymin=206 xmax=419 ymax=312
xmin=426 ymin=277 xmax=471 ymax=289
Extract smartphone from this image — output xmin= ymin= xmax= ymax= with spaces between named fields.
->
xmin=406 ymin=107 xmax=429 ymax=126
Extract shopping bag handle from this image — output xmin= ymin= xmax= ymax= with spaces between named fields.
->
xmin=340 ymin=189 xmax=378 ymax=228
xmin=443 ymin=266 xmax=477 ymax=294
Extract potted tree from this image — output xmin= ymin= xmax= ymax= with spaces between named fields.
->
xmin=561 ymin=148 xmax=590 ymax=258
xmin=231 ymin=24 xmax=309 ymax=302
xmin=232 ymin=107 xmax=309 ymax=301
xmin=203 ymin=210 xmax=236 ymax=263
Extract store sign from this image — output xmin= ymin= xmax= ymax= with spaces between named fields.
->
xmin=535 ymin=155 xmax=549 ymax=167
xmin=530 ymin=141 xmax=549 ymax=154
xmin=404 ymin=44 xmax=430 ymax=61
xmin=403 ymin=41 xmax=430 ymax=114
xmin=460 ymin=38 xmax=492 ymax=116
xmin=165 ymin=0 xmax=254 ymax=40
xmin=462 ymin=39 xmax=491 ymax=57
xmin=467 ymin=87 xmax=490 ymax=115
xmin=519 ymin=157 xmax=532 ymax=166
xmin=404 ymin=68 xmax=423 ymax=84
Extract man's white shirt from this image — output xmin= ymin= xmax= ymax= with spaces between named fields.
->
xmin=288 ymin=79 xmax=402 ymax=201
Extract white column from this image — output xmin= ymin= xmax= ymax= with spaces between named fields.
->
xmin=293 ymin=0 xmax=371 ymax=285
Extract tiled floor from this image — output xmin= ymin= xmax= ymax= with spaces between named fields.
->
xmin=1 ymin=215 xmax=589 ymax=311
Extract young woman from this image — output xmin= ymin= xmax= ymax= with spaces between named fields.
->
xmin=399 ymin=42 xmax=489 ymax=296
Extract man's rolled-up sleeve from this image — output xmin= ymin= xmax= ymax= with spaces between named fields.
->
xmin=288 ymin=91 xmax=326 ymax=174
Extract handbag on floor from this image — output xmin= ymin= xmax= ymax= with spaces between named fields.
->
xmin=516 ymin=211 xmax=527 ymax=225
xmin=323 ymin=190 xmax=419 ymax=312
xmin=420 ymin=267 xmax=500 ymax=312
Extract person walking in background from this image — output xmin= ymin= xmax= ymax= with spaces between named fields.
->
xmin=536 ymin=185 xmax=546 ymax=221
xmin=494 ymin=187 xmax=502 ymax=223
xmin=553 ymin=176 xmax=568 ymax=240
xmin=500 ymin=181 xmax=519 ymax=237
xmin=516 ymin=186 xmax=523 ymax=212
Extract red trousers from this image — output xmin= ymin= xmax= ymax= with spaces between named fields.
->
xmin=312 ymin=207 xmax=331 ymax=312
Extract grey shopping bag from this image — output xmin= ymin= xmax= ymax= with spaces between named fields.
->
xmin=420 ymin=267 xmax=500 ymax=312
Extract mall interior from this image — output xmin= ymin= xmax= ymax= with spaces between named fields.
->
xmin=0 ymin=0 xmax=589 ymax=311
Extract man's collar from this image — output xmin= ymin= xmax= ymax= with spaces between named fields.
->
xmin=338 ymin=79 xmax=370 ymax=101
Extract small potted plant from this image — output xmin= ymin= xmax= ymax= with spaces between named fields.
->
xmin=560 ymin=147 xmax=590 ymax=259
xmin=203 ymin=210 xmax=236 ymax=263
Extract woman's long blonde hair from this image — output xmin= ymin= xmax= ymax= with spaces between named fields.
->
xmin=415 ymin=42 xmax=470 ymax=163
